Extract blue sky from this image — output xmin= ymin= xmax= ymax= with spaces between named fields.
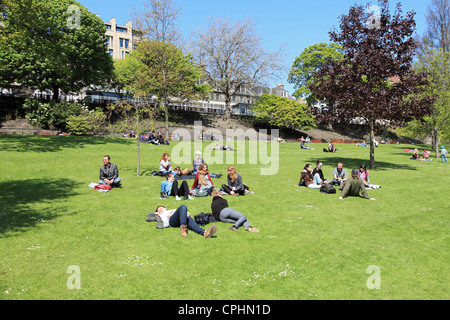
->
xmin=77 ymin=0 xmax=430 ymax=95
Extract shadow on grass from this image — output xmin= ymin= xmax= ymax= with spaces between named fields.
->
xmin=302 ymin=155 xmax=418 ymax=171
xmin=0 ymin=178 xmax=80 ymax=236
xmin=0 ymin=135 xmax=133 ymax=153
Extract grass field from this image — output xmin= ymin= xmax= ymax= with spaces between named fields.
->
xmin=0 ymin=135 xmax=448 ymax=300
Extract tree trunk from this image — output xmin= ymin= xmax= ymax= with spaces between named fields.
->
xmin=52 ymin=85 xmax=60 ymax=101
xmin=164 ymin=102 xmax=169 ymax=141
xmin=137 ymin=105 xmax=140 ymax=177
xmin=433 ymin=127 xmax=439 ymax=158
xmin=369 ymin=119 xmax=375 ymax=169
xmin=225 ymin=98 xmax=231 ymax=119
xmin=137 ymin=138 xmax=140 ymax=177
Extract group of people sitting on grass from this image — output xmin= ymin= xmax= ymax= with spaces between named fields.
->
xmin=160 ymin=151 xmax=251 ymax=199
xmin=99 ymin=153 xmax=258 ymax=239
xmin=140 ymin=131 xmax=169 ymax=145
xmin=152 ymin=162 xmax=258 ymax=238
xmin=298 ymin=160 xmax=376 ymax=200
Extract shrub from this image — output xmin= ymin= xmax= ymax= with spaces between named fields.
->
xmin=66 ymin=115 xmax=93 ymax=135
xmin=23 ymin=99 xmax=82 ymax=130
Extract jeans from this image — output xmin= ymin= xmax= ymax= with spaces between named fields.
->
xmin=442 ymin=154 xmax=448 ymax=162
xmin=99 ymin=177 xmax=121 ymax=186
xmin=219 ymin=207 xmax=250 ymax=229
xmin=313 ymin=173 xmax=322 ymax=185
xmin=169 ymin=205 xmax=204 ymax=235
xmin=162 ymin=170 xmax=178 ymax=176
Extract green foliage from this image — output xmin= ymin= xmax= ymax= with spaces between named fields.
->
xmin=106 ymin=100 xmax=156 ymax=135
xmin=252 ymin=94 xmax=315 ymax=130
xmin=66 ymin=115 xmax=93 ymax=135
xmin=66 ymin=108 xmax=107 ymax=135
xmin=22 ymin=99 xmax=82 ymax=130
xmin=288 ymin=43 xmax=344 ymax=104
xmin=133 ymin=40 xmax=211 ymax=102
xmin=112 ymin=56 xmax=145 ymax=97
xmin=406 ymin=46 xmax=450 ymax=151
xmin=0 ymin=0 xmax=113 ymax=99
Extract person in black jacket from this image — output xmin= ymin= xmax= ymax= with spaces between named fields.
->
xmin=99 ymin=155 xmax=121 ymax=187
xmin=210 ymin=189 xmax=259 ymax=233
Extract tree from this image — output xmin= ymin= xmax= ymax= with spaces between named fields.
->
xmin=288 ymin=43 xmax=344 ymax=105
xmin=131 ymin=0 xmax=189 ymax=139
xmin=251 ymin=94 xmax=315 ymax=131
xmin=132 ymin=40 xmax=210 ymax=134
xmin=425 ymin=0 xmax=450 ymax=53
xmin=0 ymin=0 xmax=113 ymax=100
xmin=192 ymin=17 xmax=286 ymax=119
xmin=309 ymin=0 xmax=434 ymax=169
xmin=111 ymin=55 xmax=144 ymax=99
xmin=410 ymin=47 xmax=450 ymax=157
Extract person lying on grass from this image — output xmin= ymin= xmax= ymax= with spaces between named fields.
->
xmin=339 ymin=169 xmax=375 ymax=201
xmin=152 ymin=205 xmax=217 ymax=238
xmin=210 ymin=189 xmax=259 ymax=233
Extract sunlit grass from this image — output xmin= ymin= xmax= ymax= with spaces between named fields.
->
xmin=0 ymin=135 xmax=448 ymax=299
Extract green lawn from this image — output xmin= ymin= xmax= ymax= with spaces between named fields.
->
xmin=0 ymin=135 xmax=448 ymax=300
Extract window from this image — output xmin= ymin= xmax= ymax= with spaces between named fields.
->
xmin=109 ymin=49 xmax=113 ymax=56
xmin=119 ymin=38 xmax=129 ymax=49
xmin=105 ymin=24 xmax=111 ymax=30
xmin=106 ymin=36 xmax=113 ymax=47
xmin=116 ymin=27 xmax=127 ymax=33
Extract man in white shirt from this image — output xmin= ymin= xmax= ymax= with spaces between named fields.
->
xmin=155 ymin=205 xmax=217 ymax=238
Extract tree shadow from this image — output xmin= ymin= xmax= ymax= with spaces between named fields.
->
xmin=0 ymin=178 xmax=80 ymax=237
xmin=0 ymin=135 xmax=133 ymax=153
xmin=302 ymin=155 xmax=418 ymax=171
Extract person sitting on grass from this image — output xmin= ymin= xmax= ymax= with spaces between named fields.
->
xmin=99 ymin=155 xmax=121 ymax=188
xmin=312 ymin=160 xmax=331 ymax=185
xmin=159 ymin=152 xmax=178 ymax=176
xmin=192 ymin=151 xmax=204 ymax=174
xmin=210 ymin=189 xmax=259 ymax=233
xmin=191 ymin=163 xmax=215 ymax=195
xmin=298 ymin=164 xmax=321 ymax=189
xmin=301 ymin=140 xmax=314 ymax=150
xmin=339 ymin=169 xmax=375 ymax=200
xmin=358 ymin=163 xmax=370 ymax=188
xmin=221 ymin=166 xmax=247 ymax=196
xmin=328 ymin=143 xmax=336 ymax=152
xmin=332 ymin=162 xmax=348 ymax=186
xmin=410 ymin=148 xmax=433 ymax=161
xmin=150 ymin=205 xmax=217 ymax=238
xmin=160 ymin=173 xmax=194 ymax=200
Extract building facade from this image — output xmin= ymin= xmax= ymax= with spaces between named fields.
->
xmin=104 ymin=18 xmax=140 ymax=60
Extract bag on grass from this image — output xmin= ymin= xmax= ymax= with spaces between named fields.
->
xmin=320 ymin=183 xmax=336 ymax=194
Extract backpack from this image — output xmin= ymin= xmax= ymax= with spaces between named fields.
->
xmin=320 ymin=184 xmax=336 ymax=194
xmin=194 ymin=212 xmax=217 ymax=226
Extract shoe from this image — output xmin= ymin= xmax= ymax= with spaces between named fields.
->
xmin=245 ymin=227 xmax=259 ymax=233
xmin=204 ymin=225 xmax=217 ymax=238
xmin=175 ymin=196 xmax=181 ymax=201
xmin=187 ymin=195 xmax=194 ymax=200
xmin=180 ymin=225 xmax=188 ymax=238
xmin=160 ymin=192 xmax=168 ymax=199
xmin=229 ymin=225 xmax=238 ymax=232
